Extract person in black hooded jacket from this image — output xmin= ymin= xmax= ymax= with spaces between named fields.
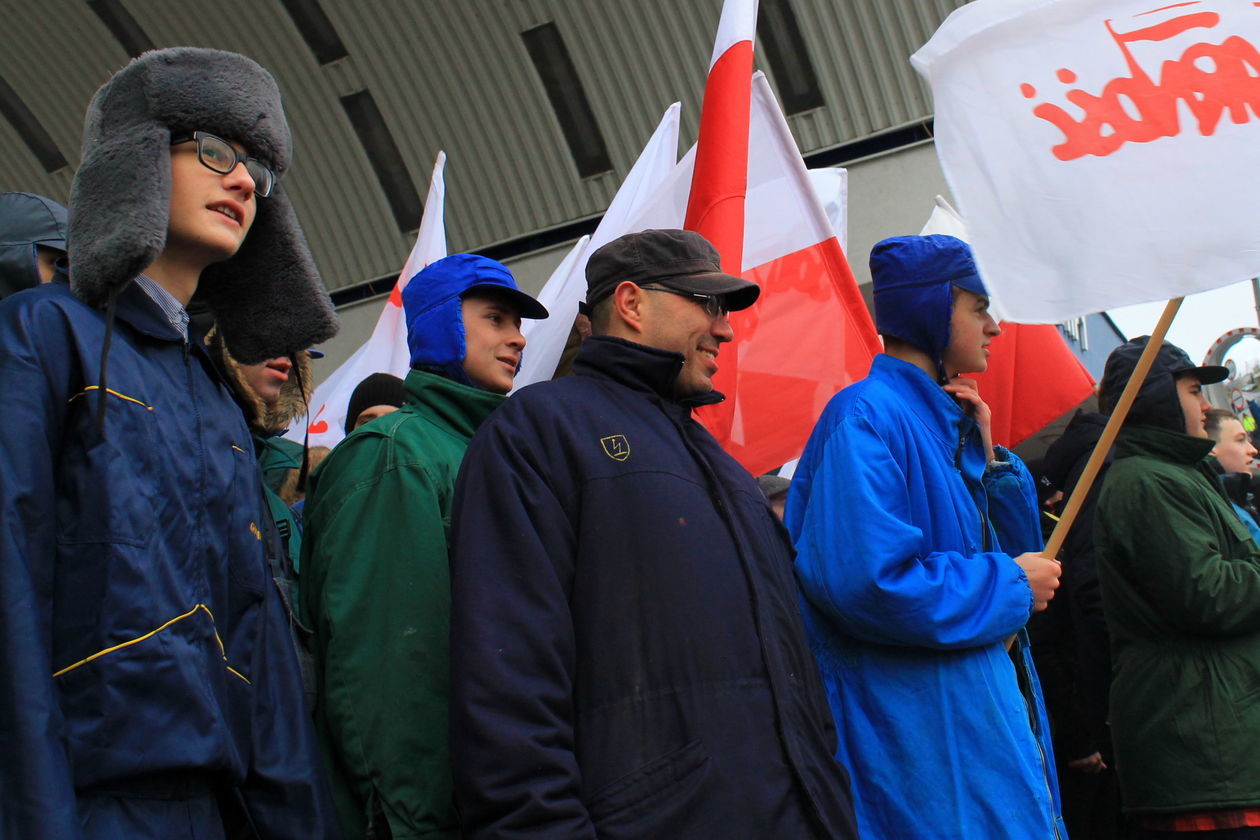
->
xmin=1093 ymin=336 xmax=1260 ymax=836
xmin=0 ymin=191 xmax=67 ymax=301
xmin=1036 ymin=408 xmax=1128 ymax=839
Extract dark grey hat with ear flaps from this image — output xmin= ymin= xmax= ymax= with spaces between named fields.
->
xmin=69 ymin=47 xmax=338 ymax=363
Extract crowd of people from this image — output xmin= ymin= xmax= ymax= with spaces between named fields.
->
xmin=4 ymin=46 xmax=1260 ymax=840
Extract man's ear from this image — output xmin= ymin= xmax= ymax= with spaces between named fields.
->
xmin=609 ymin=281 xmax=649 ymax=336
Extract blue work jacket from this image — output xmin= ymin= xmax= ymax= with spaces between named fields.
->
xmin=786 ymin=353 xmax=1065 ymax=840
xmin=0 ymin=277 xmax=335 ymax=839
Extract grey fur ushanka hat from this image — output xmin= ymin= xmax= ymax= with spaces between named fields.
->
xmin=69 ymin=47 xmax=338 ymax=363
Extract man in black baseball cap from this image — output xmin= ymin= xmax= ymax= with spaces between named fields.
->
xmin=446 ymin=228 xmax=860 ymax=838
xmin=584 ymin=228 xmax=759 ymax=399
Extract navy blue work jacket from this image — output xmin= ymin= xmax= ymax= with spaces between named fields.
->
xmin=448 ymin=336 xmax=859 ymax=840
xmin=0 ymin=277 xmax=335 ymax=839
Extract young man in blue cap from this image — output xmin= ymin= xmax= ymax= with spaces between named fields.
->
xmin=786 ymin=234 xmax=1066 ymax=839
xmin=299 ymin=253 xmax=548 ymax=839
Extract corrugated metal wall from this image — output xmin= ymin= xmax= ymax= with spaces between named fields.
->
xmin=0 ymin=0 xmax=968 ymax=295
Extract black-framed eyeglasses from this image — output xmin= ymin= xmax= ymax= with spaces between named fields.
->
xmin=171 ymin=131 xmax=275 ymax=197
xmin=639 ymin=285 xmax=729 ymax=317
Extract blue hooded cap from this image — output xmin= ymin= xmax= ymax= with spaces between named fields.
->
xmin=870 ymin=234 xmax=988 ymax=377
xmin=402 ymin=253 xmax=548 ymax=387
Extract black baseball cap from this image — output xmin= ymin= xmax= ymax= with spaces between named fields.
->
xmin=585 ymin=229 xmax=760 ymax=312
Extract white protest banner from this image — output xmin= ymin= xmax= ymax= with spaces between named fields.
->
xmin=912 ymin=0 xmax=1260 ymax=323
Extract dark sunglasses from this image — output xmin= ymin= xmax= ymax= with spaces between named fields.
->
xmin=639 ymin=285 xmax=730 ymax=317
xmin=171 ymin=131 xmax=275 ymax=197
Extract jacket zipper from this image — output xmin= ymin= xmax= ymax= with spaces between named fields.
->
xmin=1012 ymin=634 xmax=1064 ymax=839
xmin=956 ymin=421 xmax=993 ymax=552
xmin=969 ymin=422 xmax=1055 ymax=834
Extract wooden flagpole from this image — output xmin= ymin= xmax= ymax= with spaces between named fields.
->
xmin=1042 ymin=297 xmax=1184 ymax=558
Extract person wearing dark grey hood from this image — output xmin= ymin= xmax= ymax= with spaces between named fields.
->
xmin=1094 ymin=337 xmax=1260 ymax=838
xmin=0 ymin=191 xmax=68 ymax=300
xmin=0 ymin=49 xmax=339 ymax=839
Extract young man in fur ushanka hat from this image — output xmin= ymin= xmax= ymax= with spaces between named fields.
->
xmin=0 ymin=48 xmax=339 ymax=838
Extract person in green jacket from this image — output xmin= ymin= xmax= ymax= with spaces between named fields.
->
xmin=1094 ymin=336 xmax=1260 ymax=839
xmin=299 ymin=253 xmax=547 ymax=839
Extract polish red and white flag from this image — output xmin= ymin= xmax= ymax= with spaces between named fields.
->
xmin=519 ymin=0 xmax=879 ymax=475
xmin=680 ymin=0 xmax=879 ymax=475
xmin=287 ymin=152 xmax=448 ymax=447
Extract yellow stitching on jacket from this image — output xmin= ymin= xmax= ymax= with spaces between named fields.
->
xmin=198 ymin=604 xmax=228 ymax=657
xmin=52 ymin=603 xmax=247 ymax=682
xmin=231 ymin=444 xmax=246 ymax=453
xmin=67 ymin=386 xmax=154 ymax=411
xmin=225 ymin=665 xmax=252 ymax=685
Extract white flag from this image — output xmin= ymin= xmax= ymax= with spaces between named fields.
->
xmin=513 ymin=104 xmax=682 ymax=390
xmin=913 ymin=0 xmax=1260 ymax=323
xmin=288 ymin=151 xmax=448 ymax=446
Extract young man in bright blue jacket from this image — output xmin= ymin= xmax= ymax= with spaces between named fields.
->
xmin=786 ymin=234 xmax=1067 ymax=839
xmin=0 ymin=49 xmax=338 ymax=839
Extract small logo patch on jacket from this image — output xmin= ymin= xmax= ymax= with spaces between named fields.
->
xmin=600 ymin=434 xmax=630 ymax=462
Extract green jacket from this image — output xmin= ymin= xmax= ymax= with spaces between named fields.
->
xmin=1096 ymin=424 xmax=1260 ymax=815
xmin=300 ymin=370 xmax=504 ymax=839
xmin=256 ymin=434 xmax=303 ymax=575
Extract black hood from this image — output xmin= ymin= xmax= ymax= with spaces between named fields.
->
xmin=1099 ymin=336 xmax=1227 ymax=433
xmin=1041 ymin=410 xmax=1108 ymax=492
xmin=0 ymin=192 xmax=67 ymax=301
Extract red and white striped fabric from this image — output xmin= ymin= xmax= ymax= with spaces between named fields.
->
xmin=693 ymin=73 xmax=880 ymax=475
xmin=287 ymin=152 xmax=448 ymax=447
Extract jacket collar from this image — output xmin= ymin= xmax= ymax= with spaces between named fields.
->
xmin=572 ymin=336 xmax=724 ymax=408
xmin=1116 ymin=424 xmax=1215 ymax=464
xmin=403 ymin=368 xmax=504 ymax=438
xmin=114 ymin=277 xmax=187 ymax=342
xmin=53 ymin=268 xmax=183 ymax=342
xmin=871 ymin=353 xmax=973 ymax=446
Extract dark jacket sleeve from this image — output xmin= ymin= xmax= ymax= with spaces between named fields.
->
xmin=0 ymin=300 xmax=84 ymax=839
xmin=1061 ymin=460 xmax=1112 ymax=755
xmin=237 ymin=569 xmax=341 ymax=840
xmin=448 ymin=406 xmax=596 ymax=840
xmin=983 ymin=446 xmax=1044 ymax=557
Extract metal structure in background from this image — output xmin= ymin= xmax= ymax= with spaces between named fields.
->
xmin=1204 ymin=327 xmax=1260 ymax=416
xmin=0 ymin=0 xmax=967 ymax=297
